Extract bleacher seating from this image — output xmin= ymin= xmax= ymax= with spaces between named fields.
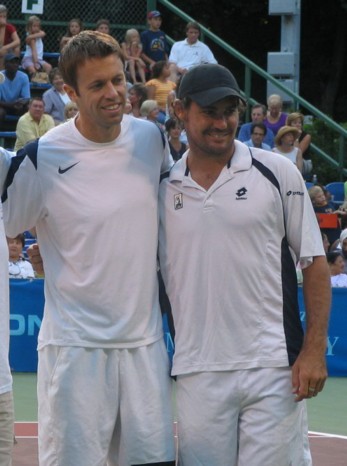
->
xmin=325 ymin=182 xmax=345 ymax=208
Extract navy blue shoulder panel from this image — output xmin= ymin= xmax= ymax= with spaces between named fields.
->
xmin=1 ymin=139 xmax=39 ymax=203
xmin=160 ymin=170 xmax=170 ymax=183
xmin=251 ymin=156 xmax=281 ymax=194
xmin=251 ymin=150 xmax=302 ymax=365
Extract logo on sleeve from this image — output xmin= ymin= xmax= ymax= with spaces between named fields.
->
xmin=286 ymin=190 xmax=304 ymax=196
xmin=58 ymin=162 xmax=80 ymax=174
xmin=174 ymin=193 xmax=183 ymax=210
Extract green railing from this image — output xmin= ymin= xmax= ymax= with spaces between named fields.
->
xmin=148 ymin=0 xmax=347 ymax=179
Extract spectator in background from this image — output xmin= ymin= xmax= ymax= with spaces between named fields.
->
xmin=326 ymin=251 xmax=347 ymax=287
xmin=128 ymin=83 xmax=148 ymax=118
xmin=264 ymin=94 xmax=288 ymax=136
xmin=121 ymin=29 xmax=147 ymax=84
xmin=0 ymin=53 xmax=30 ymax=125
xmin=95 ymin=18 xmax=110 ymax=35
xmin=286 ymin=112 xmax=312 ymax=179
xmin=43 ymin=68 xmax=70 ymax=125
xmin=64 ymin=101 xmax=78 ymax=121
xmin=146 ymin=60 xmax=176 ymax=124
xmin=168 ymin=21 xmax=217 ymax=82
xmin=140 ymin=99 xmax=164 ymax=129
xmin=333 ymin=228 xmax=347 ymax=273
xmin=273 ymin=126 xmax=303 ymax=173
xmin=308 ymin=185 xmax=342 ymax=246
xmin=0 ymin=4 xmax=20 ymax=70
xmin=7 ymin=233 xmax=35 ymax=279
xmin=21 ymin=15 xmax=52 ymax=80
xmin=244 ymin=122 xmax=271 ymax=150
xmin=140 ymin=10 xmax=169 ymax=71
xmin=14 ymin=96 xmax=55 ymax=151
xmin=165 ymin=117 xmax=187 ymax=161
xmin=59 ymin=18 xmax=83 ymax=51
xmin=237 ymin=103 xmax=275 ymax=148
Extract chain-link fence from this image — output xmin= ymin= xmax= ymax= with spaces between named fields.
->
xmin=5 ymin=0 xmax=148 ymax=52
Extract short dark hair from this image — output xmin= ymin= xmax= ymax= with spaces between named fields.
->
xmin=48 ymin=67 xmax=62 ymax=84
xmin=251 ymin=122 xmax=267 ymax=136
xmin=151 ymin=60 xmax=168 ymax=79
xmin=252 ymin=103 xmax=267 ymax=116
xmin=326 ymin=251 xmax=343 ymax=265
xmin=186 ymin=21 xmax=200 ymax=33
xmin=165 ymin=117 xmax=181 ymax=132
xmin=129 ymin=83 xmax=148 ymax=106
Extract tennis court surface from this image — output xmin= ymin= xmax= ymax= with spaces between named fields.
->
xmin=12 ymin=374 xmax=347 ymax=465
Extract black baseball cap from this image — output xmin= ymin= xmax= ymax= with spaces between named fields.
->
xmin=178 ymin=64 xmax=246 ymax=106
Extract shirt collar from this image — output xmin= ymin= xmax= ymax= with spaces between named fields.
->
xmin=168 ymin=140 xmax=253 ymax=183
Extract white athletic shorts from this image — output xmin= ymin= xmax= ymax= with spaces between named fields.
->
xmin=0 ymin=390 xmax=14 ymax=466
xmin=176 ymin=367 xmax=312 ymax=466
xmin=37 ymin=341 xmax=175 ymax=466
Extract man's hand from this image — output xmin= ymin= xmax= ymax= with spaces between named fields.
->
xmin=27 ymin=243 xmax=44 ymax=276
xmin=291 ymin=348 xmax=327 ymax=402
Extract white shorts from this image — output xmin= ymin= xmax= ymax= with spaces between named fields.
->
xmin=38 ymin=341 xmax=175 ymax=466
xmin=0 ymin=391 xmax=14 ymax=466
xmin=176 ymin=367 xmax=312 ymax=466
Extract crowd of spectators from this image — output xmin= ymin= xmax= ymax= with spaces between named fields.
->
xmin=1 ymin=6 xmax=346 ymax=274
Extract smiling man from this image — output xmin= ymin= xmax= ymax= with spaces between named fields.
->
xmin=158 ymin=64 xmax=331 ymax=465
xmin=2 ymin=31 xmax=175 ymax=466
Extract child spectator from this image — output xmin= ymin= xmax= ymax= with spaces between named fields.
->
xmin=145 ymin=60 xmax=176 ymax=124
xmin=122 ymin=29 xmax=146 ymax=84
xmin=140 ymin=10 xmax=169 ymax=71
xmin=95 ymin=18 xmax=110 ymax=35
xmin=64 ymin=101 xmax=78 ymax=121
xmin=0 ymin=4 xmax=20 ymax=69
xmin=59 ymin=18 xmax=83 ymax=51
xmin=309 ymin=185 xmax=342 ymax=246
xmin=21 ymin=15 xmax=52 ymax=79
xmin=165 ymin=117 xmax=187 ymax=161
xmin=326 ymin=251 xmax=347 ymax=287
xmin=7 ymin=233 xmax=35 ymax=279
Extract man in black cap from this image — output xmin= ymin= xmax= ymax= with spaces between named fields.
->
xmin=158 ymin=64 xmax=331 ymax=465
xmin=0 ymin=53 xmax=30 ymax=125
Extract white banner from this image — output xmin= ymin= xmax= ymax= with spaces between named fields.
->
xmin=22 ymin=0 xmax=44 ymax=15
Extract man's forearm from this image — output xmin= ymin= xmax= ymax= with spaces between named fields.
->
xmin=302 ymin=255 xmax=331 ymax=352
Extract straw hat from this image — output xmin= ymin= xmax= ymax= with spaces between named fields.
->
xmin=275 ymin=125 xmax=300 ymax=146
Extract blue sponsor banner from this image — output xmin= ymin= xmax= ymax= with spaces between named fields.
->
xmin=9 ymin=279 xmax=347 ymax=375
xmin=9 ymin=278 xmax=44 ymax=372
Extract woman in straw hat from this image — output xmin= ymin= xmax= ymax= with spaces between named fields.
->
xmin=273 ymin=125 xmax=303 ymax=173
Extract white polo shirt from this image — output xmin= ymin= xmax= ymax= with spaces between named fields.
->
xmin=168 ymin=39 xmax=217 ymax=70
xmin=158 ymin=141 xmax=324 ymax=376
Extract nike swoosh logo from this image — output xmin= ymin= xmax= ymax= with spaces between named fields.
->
xmin=58 ymin=162 xmax=80 ymax=174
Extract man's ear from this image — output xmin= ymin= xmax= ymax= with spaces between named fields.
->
xmin=64 ymin=83 xmax=78 ymax=102
xmin=173 ymin=100 xmax=185 ymax=121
